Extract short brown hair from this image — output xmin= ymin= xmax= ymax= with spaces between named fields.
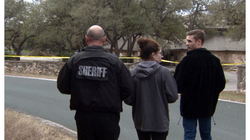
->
xmin=137 ymin=37 xmax=161 ymax=60
xmin=187 ymin=29 xmax=205 ymax=45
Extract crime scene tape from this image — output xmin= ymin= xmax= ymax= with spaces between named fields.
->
xmin=221 ymin=63 xmax=245 ymax=66
xmin=4 ymin=55 xmax=245 ymax=66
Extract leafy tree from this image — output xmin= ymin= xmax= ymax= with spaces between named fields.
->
xmin=37 ymin=0 xmax=76 ymax=55
xmin=208 ymin=0 xmax=245 ymax=41
xmin=182 ymin=0 xmax=245 ymax=41
xmin=5 ymin=0 xmax=35 ymax=55
xmin=182 ymin=0 xmax=210 ymax=30
xmin=102 ymin=0 xmax=145 ymax=56
xmin=8 ymin=0 xmax=244 ymax=58
xmin=139 ymin=0 xmax=190 ymax=48
xmin=70 ymin=0 xmax=145 ymax=56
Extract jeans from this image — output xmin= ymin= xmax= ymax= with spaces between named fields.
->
xmin=183 ymin=117 xmax=212 ymax=140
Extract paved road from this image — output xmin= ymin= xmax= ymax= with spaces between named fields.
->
xmin=5 ymin=76 xmax=245 ymax=140
xmin=223 ymin=71 xmax=237 ymax=91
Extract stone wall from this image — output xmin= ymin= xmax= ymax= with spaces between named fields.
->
xmin=4 ymin=60 xmax=137 ymax=76
xmin=5 ymin=60 xmax=66 ymax=76
xmin=237 ymin=65 xmax=246 ymax=94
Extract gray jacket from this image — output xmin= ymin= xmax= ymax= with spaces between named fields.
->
xmin=125 ymin=61 xmax=178 ymax=132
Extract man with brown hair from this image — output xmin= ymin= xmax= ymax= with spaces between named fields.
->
xmin=174 ymin=29 xmax=226 ymax=140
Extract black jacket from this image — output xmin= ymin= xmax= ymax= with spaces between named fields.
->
xmin=174 ymin=48 xmax=226 ymax=118
xmin=57 ymin=45 xmax=133 ymax=113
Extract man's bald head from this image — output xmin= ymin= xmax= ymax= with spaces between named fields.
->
xmin=86 ymin=25 xmax=105 ymax=42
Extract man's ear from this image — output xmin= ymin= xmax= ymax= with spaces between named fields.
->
xmin=197 ymin=39 xmax=202 ymax=46
xmin=103 ymin=36 xmax=106 ymax=43
xmin=85 ymin=35 xmax=89 ymax=43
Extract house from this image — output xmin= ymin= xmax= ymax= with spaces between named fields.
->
xmin=166 ymin=35 xmax=245 ymax=66
xmin=103 ymin=34 xmax=245 ymax=67
xmin=103 ymin=39 xmax=139 ymax=57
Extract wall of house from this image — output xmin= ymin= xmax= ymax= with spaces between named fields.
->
xmin=212 ymin=51 xmax=245 ymax=64
xmin=169 ymin=50 xmax=245 ymax=65
xmin=168 ymin=50 xmax=187 ymax=62
xmin=119 ymin=50 xmax=138 ymax=57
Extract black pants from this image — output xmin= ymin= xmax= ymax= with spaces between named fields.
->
xmin=136 ymin=129 xmax=169 ymax=140
xmin=75 ymin=111 xmax=120 ymax=140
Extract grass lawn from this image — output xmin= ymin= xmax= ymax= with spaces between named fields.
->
xmin=219 ymin=90 xmax=245 ymax=103
xmin=5 ymin=109 xmax=76 ymax=140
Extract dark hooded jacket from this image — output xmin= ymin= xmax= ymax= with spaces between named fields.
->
xmin=126 ymin=61 xmax=178 ymax=132
xmin=174 ymin=48 xmax=226 ymax=118
xmin=57 ymin=45 xmax=133 ymax=113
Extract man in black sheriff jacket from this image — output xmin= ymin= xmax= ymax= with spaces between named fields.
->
xmin=174 ymin=29 xmax=226 ymax=140
xmin=57 ymin=25 xmax=133 ymax=140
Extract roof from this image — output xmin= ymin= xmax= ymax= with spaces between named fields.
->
xmin=204 ymin=36 xmax=245 ymax=51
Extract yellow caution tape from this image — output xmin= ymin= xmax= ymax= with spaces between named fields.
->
xmin=4 ymin=55 xmax=245 ymax=66
xmin=221 ymin=63 xmax=245 ymax=66
xmin=119 ymin=57 xmax=140 ymax=59
xmin=161 ymin=59 xmax=179 ymax=64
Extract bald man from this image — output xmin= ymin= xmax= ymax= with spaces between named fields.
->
xmin=57 ymin=25 xmax=133 ymax=140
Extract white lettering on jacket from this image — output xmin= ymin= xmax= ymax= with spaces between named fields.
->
xmin=78 ymin=65 xmax=107 ymax=77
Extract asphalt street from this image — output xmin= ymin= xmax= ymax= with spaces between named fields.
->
xmin=223 ymin=71 xmax=237 ymax=91
xmin=5 ymin=74 xmax=245 ymax=140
